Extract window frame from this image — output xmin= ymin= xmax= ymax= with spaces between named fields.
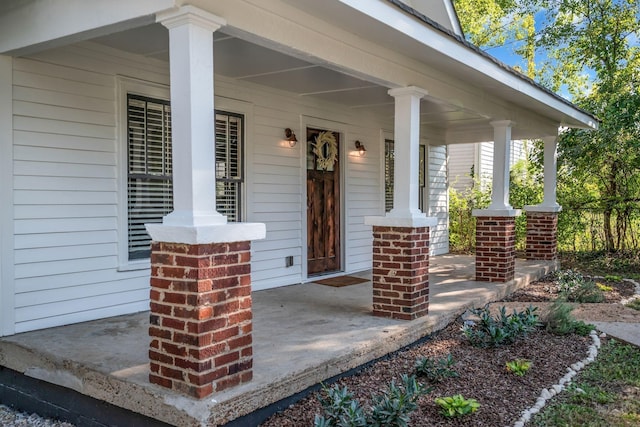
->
xmin=214 ymin=111 xmax=245 ymax=222
xmin=117 ymin=78 xmax=170 ymax=271
xmin=383 ymin=139 xmax=426 ymax=213
xmin=126 ymin=93 xmax=173 ymax=261
xmin=117 ymin=79 xmax=250 ymax=270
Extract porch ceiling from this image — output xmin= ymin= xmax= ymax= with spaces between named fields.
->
xmin=90 ymin=24 xmax=489 ymax=141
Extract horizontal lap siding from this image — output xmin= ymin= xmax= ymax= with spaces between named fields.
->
xmin=345 ymin=127 xmax=380 ymax=272
xmin=478 ymin=142 xmax=493 ymax=185
xmin=447 ymin=143 xmax=476 ymax=192
xmin=11 ymin=45 xmax=169 ymax=333
xmin=428 ymin=145 xmax=448 ymax=255
xmin=216 ymin=79 xmax=380 ymax=289
xmin=11 ymin=42 xmax=387 ymax=329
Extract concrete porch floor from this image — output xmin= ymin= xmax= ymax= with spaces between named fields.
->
xmin=0 ymin=255 xmax=557 ymax=426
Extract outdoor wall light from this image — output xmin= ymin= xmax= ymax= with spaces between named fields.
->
xmin=284 ymin=128 xmax=298 ymax=147
xmin=355 ymin=140 xmax=366 ymax=156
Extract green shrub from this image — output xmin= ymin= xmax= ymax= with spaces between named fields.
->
xmin=414 ymin=354 xmax=458 ymax=383
xmin=554 ymin=270 xmax=605 ymax=303
xmin=555 ymin=270 xmax=586 ymax=293
xmin=571 ymin=280 xmax=605 ymax=303
xmin=461 ymin=305 xmax=540 ymax=347
xmin=448 ymin=183 xmax=490 ymax=252
xmin=544 ymin=299 xmax=595 ymax=336
xmin=434 ymin=394 xmax=480 ymax=418
xmin=314 ymin=375 xmax=430 ymax=427
xmin=626 ymin=299 xmax=640 ymax=311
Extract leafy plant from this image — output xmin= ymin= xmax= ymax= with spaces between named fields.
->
xmin=461 ymin=305 xmax=540 ymax=347
xmin=315 ymin=384 xmax=366 ymax=427
xmin=506 ymin=359 xmax=532 ymax=376
xmin=314 ymin=375 xmax=430 ymax=427
xmin=434 ymin=394 xmax=480 ymax=418
xmin=596 ymin=282 xmax=614 ymax=292
xmin=554 ymin=270 xmax=605 ymax=303
xmin=369 ymin=375 xmax=430 ymax=427
xmin=415 ymin=354 xmax=458 ymax=382
xmin=555 ymin=270 xmax=586 ymax=293
xmin=544 ymin=299 xmax=595 ymax=336
xmin=626 ymin=299 xmax=640 ymax=311
xmin=572 ymin=321 xmax=596 ymax=337
xmin=570 ymin=280 xmax=605 ymax=303
xmin=448 ymin=184 xmax=491 ymax=252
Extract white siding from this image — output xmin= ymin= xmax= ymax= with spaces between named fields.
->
xmin=428 ymin=145 xmax=448 ymax=255
xmin=8 ymin=41 xmax=389 ymax=332
xmin=10 ymin=39 xmax=469 ymax=332
xmin=212 ymin=79 xmax=382 ymax=290
xmin=511 ymin=140 xmax=527 ymax=166
xmin=447 ymin=143 xmax=476 ymax=191
xmin=11 ymin=44 xmax=167 ymax=333
xmin=477 ymin=142 xmax=494 ymax=187
xmin=449 ymin=140 xmax=528 ymax=194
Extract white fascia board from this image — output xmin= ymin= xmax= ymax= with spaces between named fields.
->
xmin=0 ymin=0 xmax=177 ymax=56
xmin=443 ymin=0 xmax=463 ymax=36
xmin=338 ymin=0 xmax=597 ymax=130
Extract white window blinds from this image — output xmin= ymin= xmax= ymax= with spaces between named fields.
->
xmin=127 ymin=95 xmax=172 ymax=260
xmin=215 ymin=112 xmax=243 ymax=222
xmin=126 ymin=95 xmax=243 ymax=260
xmin=384 ymin=139 xmax=394 ymax=213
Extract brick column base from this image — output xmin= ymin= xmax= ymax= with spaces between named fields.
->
xmin=526 ymin=211 xmax=559 ymax=261
xmin=149 ymin=241 xmax=253 ymax=399
xmin=475 ymin=217 xmax=516 ymax=282
xmin=372 ymin=226 xmax=429 ymax=320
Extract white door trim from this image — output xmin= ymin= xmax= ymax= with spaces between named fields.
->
xmin=299 ymin=115 xmax=349 ymax=281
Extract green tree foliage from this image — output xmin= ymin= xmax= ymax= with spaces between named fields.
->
xmin=454 ymin=0 xmax=640 ymax=251
xmin=454 ymin=0 xmax=537 ymax=76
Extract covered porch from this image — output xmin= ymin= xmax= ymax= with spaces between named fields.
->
xmin=0 ymin=255 xmax=557 ymax=426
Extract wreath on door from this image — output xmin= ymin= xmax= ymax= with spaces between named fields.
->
xmin=312 ymin=131 xmax=338 ymax=170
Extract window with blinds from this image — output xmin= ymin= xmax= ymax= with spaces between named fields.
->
xmin=126 ymin=94 xmax=244 ymax=260
xmin=215 ymin=112 xmax=243 ymax=222
xmin=127 ymin=94 xmax=172 ymax=260
xmin=384 ymin=139 xmax=394 ymax=212
xmin=384 ymin=140 xmax=425 ymax=213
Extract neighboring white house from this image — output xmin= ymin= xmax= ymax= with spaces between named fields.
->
xmin=449 ymin=140 xmax=529 ymax=192
xmin=0 ymin=0 xmax=597 ymax=337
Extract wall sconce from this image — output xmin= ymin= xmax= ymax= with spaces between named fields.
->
xmin=355 ymin=140 xmax=366 ymax=156
xmin=284 ymin=128 xmax=298 ymax=147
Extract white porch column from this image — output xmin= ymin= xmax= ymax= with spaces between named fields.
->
xmin=148 ymin=6 xmax=265 ymax=399
xmin=158 ymin=6 xmax=226 ymax=227
xmin=488 ymin=120 xmax=515 ymax=211
xmin=535 ymin=135 xmax=561 ymax=211
xmin=472 ymin=120 xmax=519 ymax=283
xmin=364 ymin=86 xmax=435 ymax=321
xmin=387 ymin=86 xmax=429 ymax=220
xmin=524 ymin=134 xmax=562 ymax=214
xmin=524 ymin=135 xmax=561 ymax=261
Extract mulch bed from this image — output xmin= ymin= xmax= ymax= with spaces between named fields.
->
xmin=260 ymin=274 xmax=608 ymax=427
xmin=503 ymin=273 xmax=636 ymax=303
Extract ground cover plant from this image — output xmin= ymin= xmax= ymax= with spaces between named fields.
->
xmin=262 ymin=316 xmax=590 ymax=426
xmin=313 ymin=375 xmax=430 ymax=427
xmin=263 ymin=253 xmax=639 ymax=426
xmin=461 ymin=305 xmax=539 ymax=347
